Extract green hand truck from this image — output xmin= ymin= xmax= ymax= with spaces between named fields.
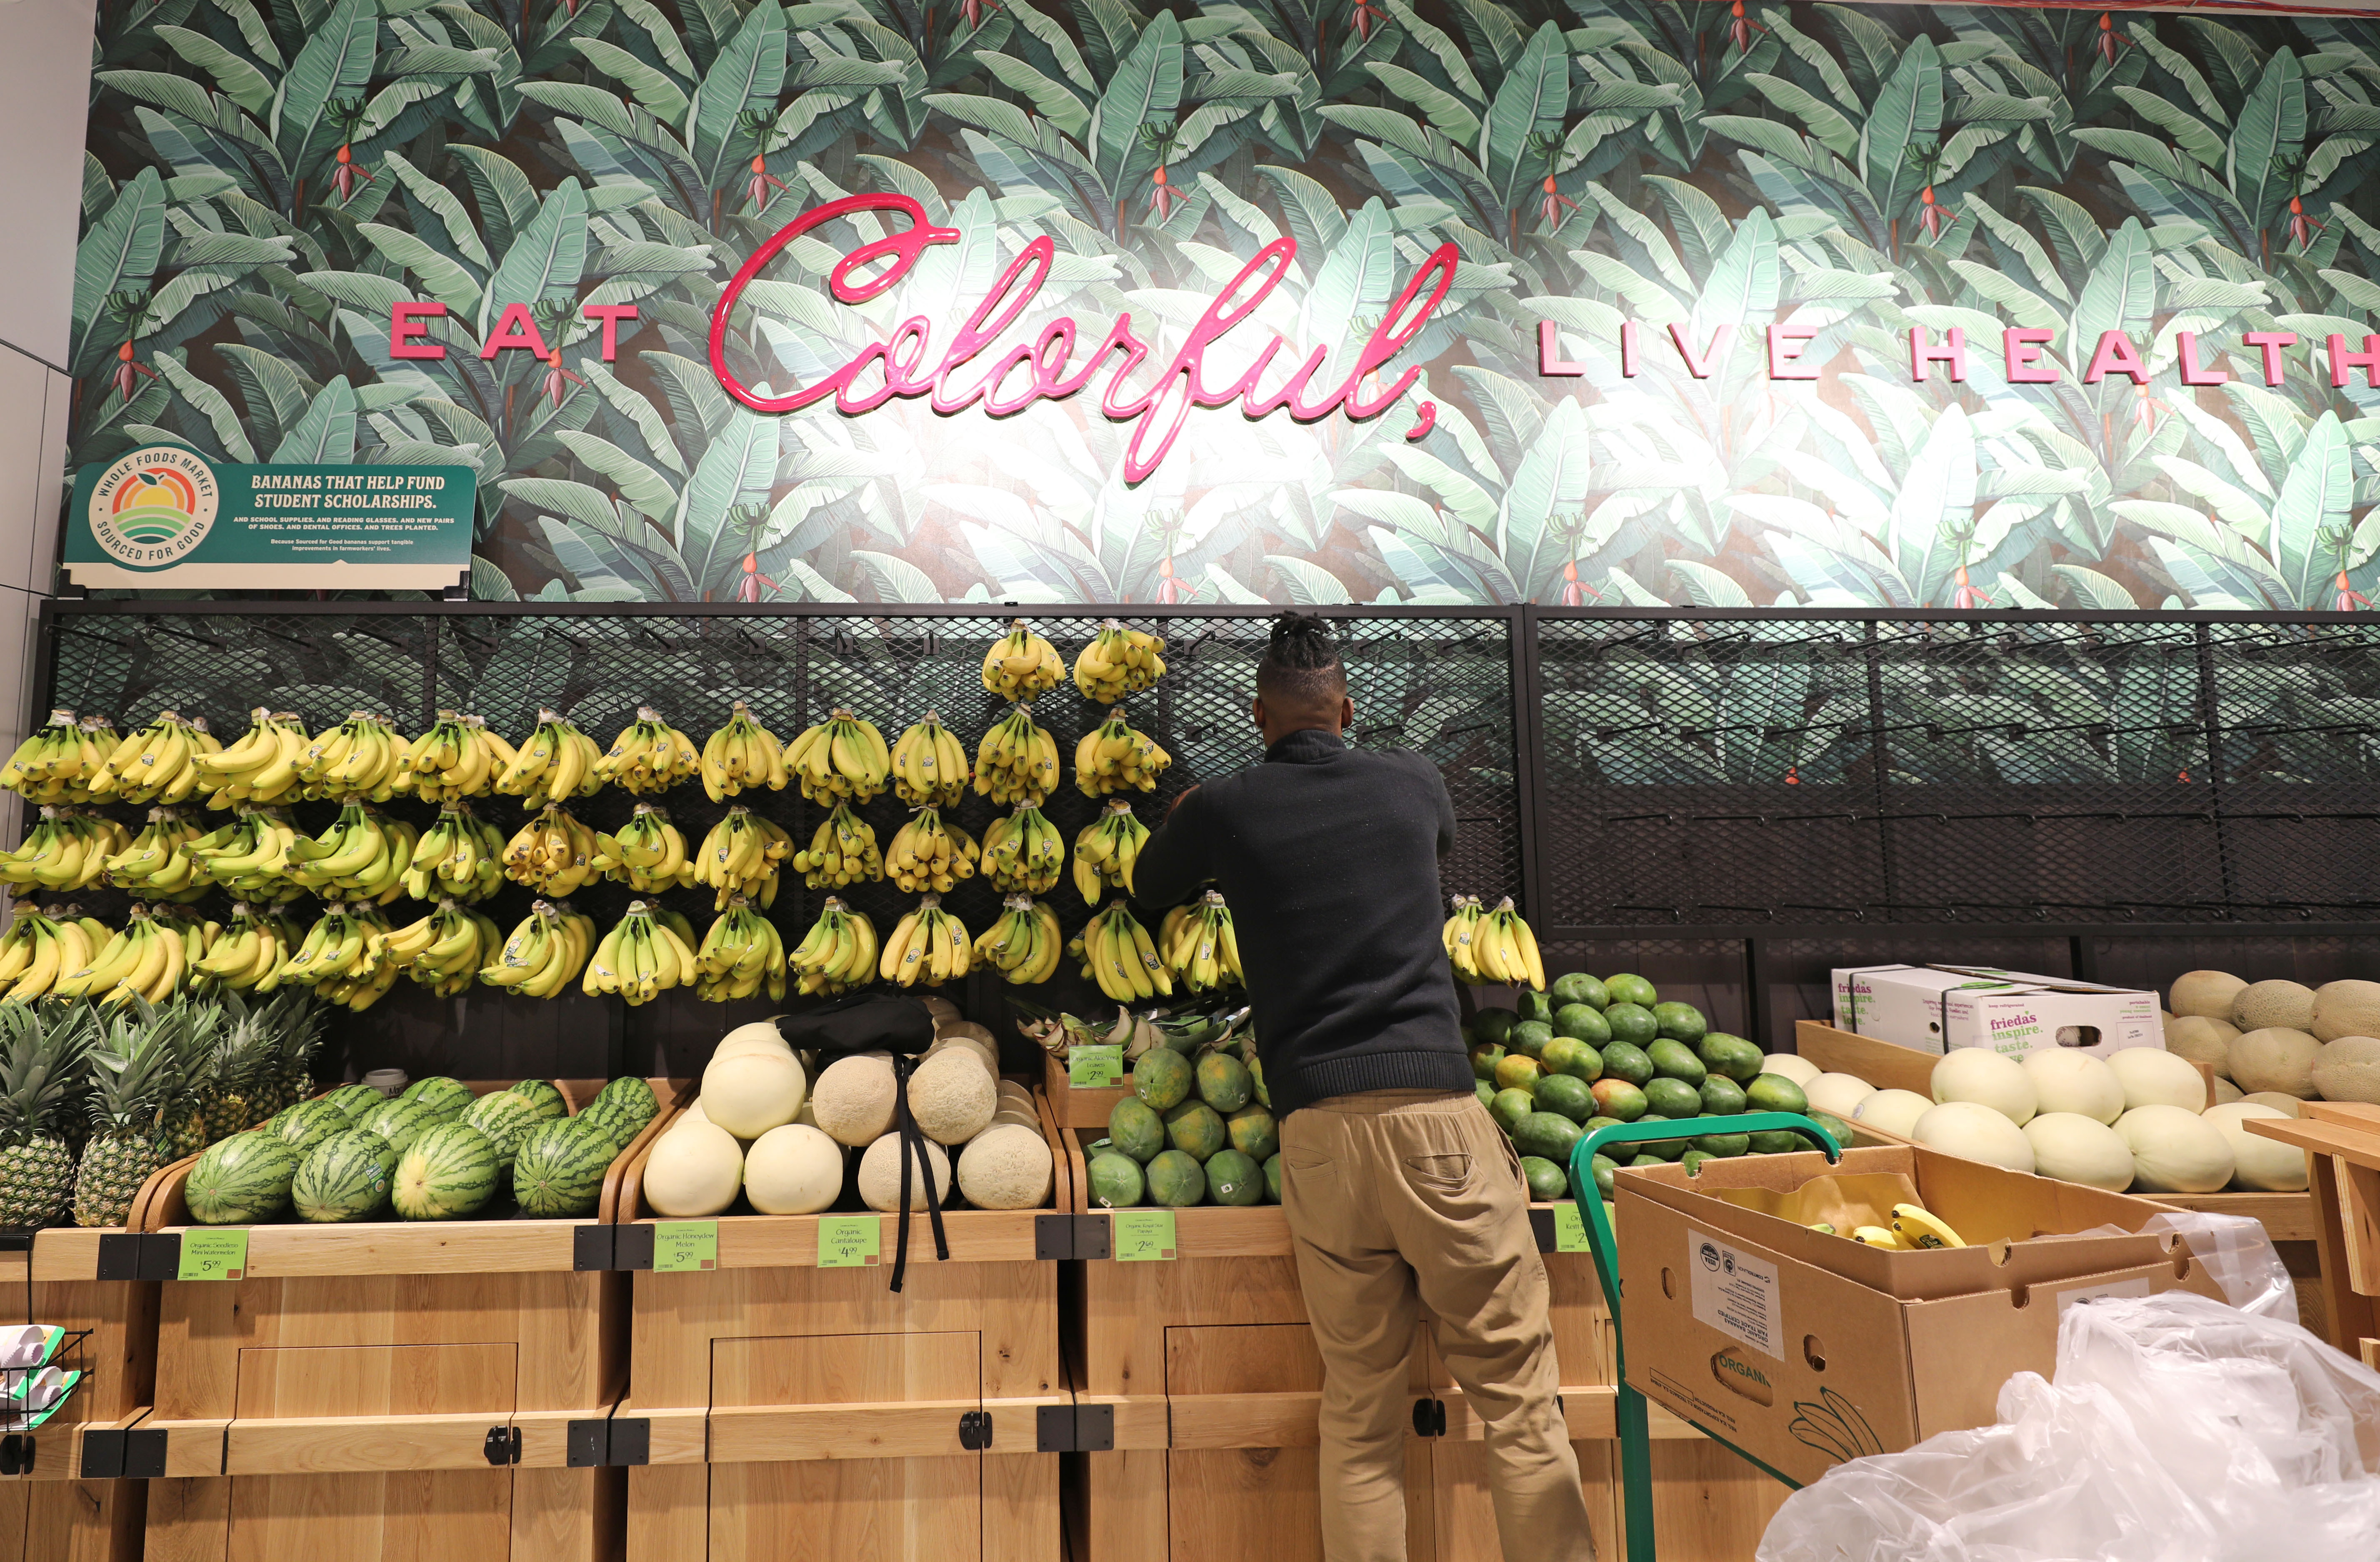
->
xmin=1567 ymin=1113 xmax=1843 ymax=1562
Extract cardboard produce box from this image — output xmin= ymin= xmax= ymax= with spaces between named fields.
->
xmin=1832 ymin=963 xmax=2165 ymax=1058
xmin=1615 ymin=1144 xmax=2221 ymax=1489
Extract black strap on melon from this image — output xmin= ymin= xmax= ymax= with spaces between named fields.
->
xmin=885 ymin=1052 xmax=949 ymax=1293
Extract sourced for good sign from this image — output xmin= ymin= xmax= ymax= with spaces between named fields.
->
xmin=65 ymin=448 xmax=474 ymax=590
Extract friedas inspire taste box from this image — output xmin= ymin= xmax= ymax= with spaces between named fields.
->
xmin=1831 ymin=964 xmax=2166 ymax=1058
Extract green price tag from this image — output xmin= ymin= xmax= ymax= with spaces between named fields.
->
xmin=177 ymin=1229 xmax=249 ymax=1281
xmin=817 ymin=1214 xmax=882 ymax=1269
xmin=1552 ymin=1203 xmax=1590 ymax=1254
xmin=651 ymin=1220 xmax=718 ymax=1273
xmin=1069 ymin=1045 xmax=1124 ymax=1088
xmin=1112 ymin=1209 xmax=1178 ymax=1262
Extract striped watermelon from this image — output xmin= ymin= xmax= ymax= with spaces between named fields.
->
xmin=584 ymin=1078 xmax=656 ymax=1141
xmin=292 ymin=1131 xmax=397 ymax=1223
xmin=274 ymin=1100 xmax=350 ymax=1157
xmin=462 ymin=1091 xmax=544 ymax=1170
xmin=402 ymin=1077 xmax=475 ymax=1119
xmin=505 ymin=1079 xmax=568 ymax=1121
xmin=185 ymin=1134 xmax=299 ymax=1225
xmin=392 ymin=1123 xmax=499 ymax=1221
xmin=324 ymin=1083 xmax=385 ymax=1122
xmin=359 ymin=1098 xmax=436 ymax=1153
xmin=511 ymin=1120 xmax=614 ymax=1218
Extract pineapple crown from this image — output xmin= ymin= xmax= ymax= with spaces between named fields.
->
xmin=0 ymin=1001 xmax=99 ymax=1145
xmin=84 ymin=996 xmax=185 ymax=1132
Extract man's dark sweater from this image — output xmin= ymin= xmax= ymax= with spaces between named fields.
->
xmin=1130 ymin=726 xmax=1474 ymax=1115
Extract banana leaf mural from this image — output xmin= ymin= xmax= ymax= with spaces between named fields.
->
xmin=68 ymin=0 xmax=2380 ymax=609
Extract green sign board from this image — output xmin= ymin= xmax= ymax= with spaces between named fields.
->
xmin=177 ymin=1228 xmax=249 ymax=1281
xmin=650 ymin=1220 xmax=719 ymax=1273
xmin=65 ymin=446 xmax=474 ymax=590
xmin=817 ymin=1214 xmax=881 ymax=1269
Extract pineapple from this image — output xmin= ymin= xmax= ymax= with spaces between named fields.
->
xmin=208 ymin=991 xmax=279 ymax=1136
xmin=260 ymin=991 xmax=325 ymax=1115
xmin=0 ymin=1001 xmax=97 ymax=1229
xmin=74 ymin=999 xmax=183 ymax=1227
xmin=161 ymin=1002 xmax=228 ymax=1159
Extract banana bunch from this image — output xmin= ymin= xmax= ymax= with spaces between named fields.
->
xmin=890 ymin=712 xmax=970 ymax=806
xmin=0 ymin=711 xmax=108 ymax=804
xmin=591 ymin=803 xmax=696 ymax=894
xmin=1074 ymin=708 xmax=1171 ymax=797
xmin=1446 ymin=895 xmax=1546 ymax=989
xmin=790 ymin=804 xmax=882 ymax=889
xmin=89 ymin=710 xmax=217 ymax=804
xmin=494 ymin=709 xmax=606 ymax=808
xmin=699 ymin=701 xmax=790 ymax=802
xmin=0 ymin=809 xmax=132 ymax=896
xmin=973 ymin=896 xmax=1063 ymax=985
xmin=696 ymin=896 xmax=789 ymax=1002
xmin=1072 ymin=801 xmax=1149 ymax=902
xmin=887 ymin=806 xmax=979 ymax=893
xmin=479 ymin=899 xmax=597 ymax=998
xmin=58 ymin=904 xmax=203 ymax=1005
xmin=102 ymin=808 xmax=209 ymax=902
xmin=879 ymin=895 xmax=972 ymax=988
xmin=787 ymin=896 xmax=877 ymax=997
xmin=1159 ymin=890 xmax=1243 ymax=994
xmin=400 ymin=711 xmax=516 ymax=802
xmin=374 ymin=899 xmax=506 ymax=997
xmin=595 ymin=706 xmax=702 ymax=794
xmin=693 ymin=806 xmax=794 ymax=909
xmin=300 ymin=711 xmax=411 ymax=800
xmin=0 ymin=907 xmax=96 ymax=1002
xmin=502 ymin=805 xmax=601 ymax=897
xmin=269 ymin=899 xmax=400 ymax=1010
xmin=787 ymin=709 xmax=890 ymax=804
xmin=285 ymin=803 xmax=416 ymax=904
xmin=184 ymin=806 xmax=304 ymax=902
xmin=1071 ymin=901 xmax=1172 ymax=1002
xmin=975 ymin=705 xmax=1060 ymax=805
xmin=403 ymin=804 xmax=508 ymax=902
xmin=189 ymin=903 xmax=306 ymax=991
xmin=1073 ymin=620 xmax=1167 ymax=701
xmin=192 ymin=708 xmax=311 ymax=806
xmin=584 ymin=900 xmax=701 ymax=1005
xmin=982 ymin=804 xmax=1065 ymax=894
xmin=981 ymin=619 xmax=1065 ymax=700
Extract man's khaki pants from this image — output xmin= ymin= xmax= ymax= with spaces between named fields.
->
xmin=1280 ymin=1088 xmax=1595 ymax=1562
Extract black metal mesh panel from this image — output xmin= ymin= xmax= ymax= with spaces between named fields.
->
xmin=2205 ymin=622 xmax=2380 ymax=918
xmin=47 ymin=613 xmax=438 ymax=736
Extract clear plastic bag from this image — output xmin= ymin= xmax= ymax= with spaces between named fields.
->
xmin=1757 ymin=1228 xmax=2380 ymax=1562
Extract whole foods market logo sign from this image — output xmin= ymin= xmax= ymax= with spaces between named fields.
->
xmin=85 ymin=447 xmax=217 ymax=571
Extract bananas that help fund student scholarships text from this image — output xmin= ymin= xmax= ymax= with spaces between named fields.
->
xmin=189 ymin=903 xmax=305 ymax=991
xmin=695 ymin=896 xmax=788 ymax=1002
xmin=786 ymin=710 xmax=890 ymax=804
xmin=1074 ymin=708 xmax=1170 ymax=798
xmin=583 ymin=900 xmax=701 ymax=1005
xmin=404 ymin=804 xmax=506 ymax=903
xmin=1072 ymin=620 xmax=1166 ymax=702
xmin=594 ymin=706 xmax=702 ymax=794
xmin=0 ymin=906 xmax=96 ymax=1002
xmin=0 ymin=809 xmax=131 ymax=896
xmin=375 ymin=900 xmax=505 ymax=998
xmin=788 ymin=896 xmax=876 ymax=997
xmin=183 ymin=807 xmax=305 ymax=902
xmin=887 ymin=806 xmax=978 ymax=893
xmin=976 ymin=706 xmax=1059 ymax=806
xmin=699 ymin=702 xmax=789 ymax=803
xmin=1444 ymin=895 xmax=1545 ymax=990
xmin=1072 ymin=800 xmax=1148 ymax=902
xmin=479 ymin=899 xmax=595 ymax=998
xmin=285 ymin=803 xmax=415 ymax=903
xmin=494 ymin=709 xmax=605 ymax=809
xmin=88 ymin=710 xmax=217 ymax=805
xmin=1072 ymin=901 xmax=1171 ymax=1003
xmin=503 ymin=805 xmax=601 ymax=898
xmin=694 ymin=806 xmax=793 ymax=909
xmin=401 ymin=711 xmax=516 ymax=802
xmin=981 ymin=620 xmax=1064 ymax=701
xmin=890 ymin=713 xmax=970 ymax=807
xmin=879 ymin=895 xmax=971 ymax=989
xmin=982 ymin=805 xmax=1064 ymax=895
xmin=974 ymin=896 xmax=1063 ymax=985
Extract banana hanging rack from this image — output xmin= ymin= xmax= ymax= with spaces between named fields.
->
xmin=1568 ymin=1114 xmax=1842 ymax=1562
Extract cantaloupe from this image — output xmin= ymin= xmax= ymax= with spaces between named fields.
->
xmin=1761 ymin=1054 xmax=1822 ymax=1088
xmin=956 ymin=1124 xmax=1054 ymax=1210
xmin=910 ymin=1050 xmax=997 ymax=1145
xmin=742 ymin=1124 xmax=845 ymax=1214
xmin=700 ymin=1051 xmax=808 ymax=1139
xmin=2022 ymin=1113 xmax=2135 ymax=1192
xmin=2228 ymin=1028 xmax=2322 ymax=1099
xmin=2242 ymin=1091 xmax=2304 ymax=1117
xmin=2162 ymin=1016 xmax=2238 ymax=1077
xmin=812 ymin=1053 xmax=898 ymax=1146
xmin=2022 ymin=1050 xmax=2125 ymax=1125
xmin=2212 ymin=1076 xmax=2244 ymax=1104
xmin=2311 ymin=981 xmax=2380 ymax=1043
xmin=1850 ymin=1089 xmax=1933 ymax=1138
xmin=642 ymin=1121 xmax=744 ymax=1216
xmin=2233 ymin=979 xmax=2316 ymax=1032
xmin=2115 ymin=1104 xmax=2233 ymax=1194
xmin=2202 ymin=1103 xmax=2307 ymax=1192
xmin=857 ymin=1134 xmax=950 ymax=1212
xmin=2168 ymin=970 xmax=2246 ymax=1020
xmin=1804 ymin=1072 xmax=1877 ymax=1119
xmin=2311 ymin=1035 xmax=2380 ymax=1104
xmin=1912 ymin=1101 xmax=2035 ymax=1173
xmin=1932 ymin=1049 xmax=2037 ymax=1125
xmin=2108 ymin=1047 xmax=2208 ymax=1112
xmin=919 ymin=995 xmax=962 ymax=1026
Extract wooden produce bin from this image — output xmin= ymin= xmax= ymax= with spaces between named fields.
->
xmin=616 ymin=1079 xmax=1072 ymax=1562
xmin=133 ymin=1077 xmax=679 ymax=1562
xmin=2243 ymin=1102 xmax=2380 ymax=1360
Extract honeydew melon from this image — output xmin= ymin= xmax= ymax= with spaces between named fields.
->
xmin=1931 ymin=1049 xmax=2038 ymax=1125
xmin=1912 ymin=1101 xmax=2035 ymax=1174
xmin=2108 ymin=1047 xmax=2209 ymax=1113
xmin=2115 ymin=1104 xmax=2233 ymax=1194
xmin=2021 ymin=1113 xmax=2135 ymax=1192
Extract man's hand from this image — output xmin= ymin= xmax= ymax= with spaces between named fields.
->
xmin=1167 ymin=783 xmax=1200 ymax=819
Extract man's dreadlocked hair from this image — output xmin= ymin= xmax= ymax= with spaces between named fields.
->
xmin=1257 ymin=611 xmax=1347 ymax=707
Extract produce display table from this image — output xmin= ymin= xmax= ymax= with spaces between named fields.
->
xmin=2244 ymin=1103 xmax=2380 ymax=1365
xmin=614 ymin=1081 xmax=1070 ymax=1562
xmin=126 ymin=1078 xmax=677 ymax=1562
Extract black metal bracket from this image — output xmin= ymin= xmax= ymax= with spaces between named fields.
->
xmin=1528 ymin=1208 xmax=1560 ymax=1252
xmin=123 ymin=1427 xmax=168 ymax=1479
xmin=483 ymin=1425 xmax=522 ymax=1466
xmin=957 ymin=1409 xmax=993 ymax=1451
xmin=565 ymin=1418 xmax=608 ymax=1468
xmin=1032 ymin=1212 xmax=1073 ymax=1261
xmin=572 ymin=1225 xmax=614 ymax=1272
xmin=80 ymin=1427 xmax=124 ymax=1479
xmin=613 ymin=1224 xmax=655 ymax=1271
xmin=1073 ymin=1403 xmax=1115 ymax=1452
xmin=1410 ymin=1398 xmax=1447 ymax=1438
xmin=608 ymin=1418 xmax=650 ymax=1466
xmin=95 ymin=1232 xmax=143 ymax=1280
xmin=136 ymin=1232 xmax=183 ymax=1281
xmin=1034 ymin=1404 xmax=1072 ymax=1453
xmin=0 ymin=1434 xmax=32 ymax=1475
xmin=1072 ymin=1213 xmax=1112 ymax=1261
